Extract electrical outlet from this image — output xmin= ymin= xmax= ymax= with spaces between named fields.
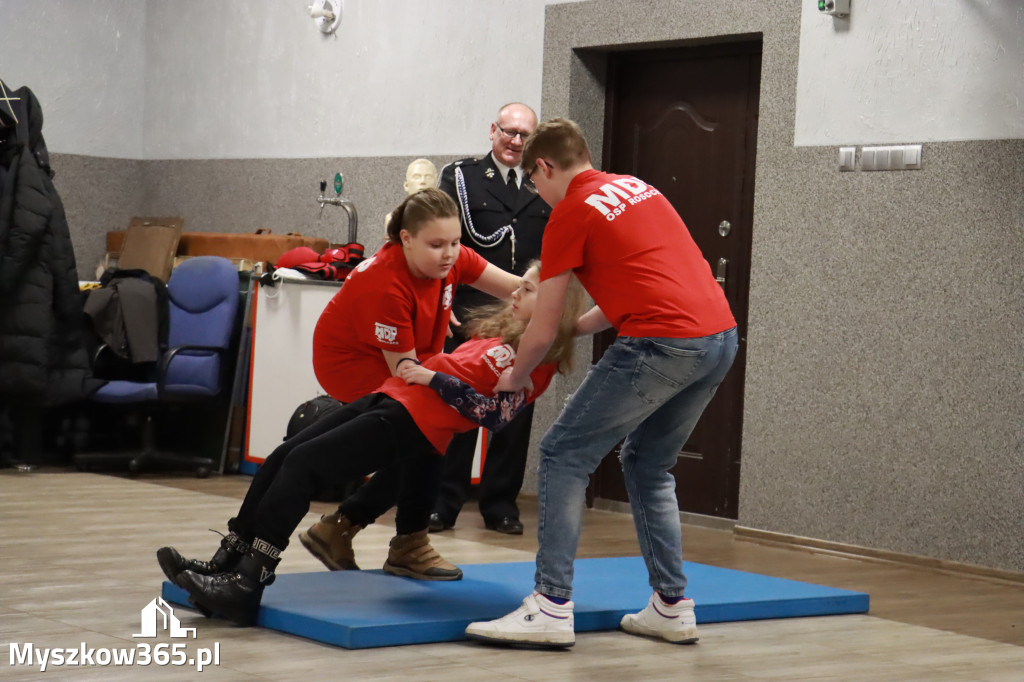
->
xmin=839 ymin=146 xmax=856 ymax=171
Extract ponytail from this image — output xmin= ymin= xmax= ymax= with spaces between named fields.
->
xmin=385 ymin=203 xmax=407 ymax=243
xmin=386 ymin=187 xmax=459 ymax=244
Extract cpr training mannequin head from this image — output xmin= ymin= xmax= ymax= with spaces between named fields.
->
xmin=403 ymin=158 xmax=438 ymax=195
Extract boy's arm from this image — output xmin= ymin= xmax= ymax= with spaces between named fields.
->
xmin=495 ymin=271 xmax=571 ymax=392
xmin=576 ymin=305 xmax=611 ymax=336
xmin=427 ymin=372 xmax=529 ymax=432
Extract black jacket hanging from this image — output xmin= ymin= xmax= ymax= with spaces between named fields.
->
xmin=0 ymin=80 xmax=101 ymax=405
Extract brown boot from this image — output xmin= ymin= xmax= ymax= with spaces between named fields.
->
xmin=298 ymin=513 xmax=363 ymax=571
xmin=383 ymin=529 xmax=463 ymax=581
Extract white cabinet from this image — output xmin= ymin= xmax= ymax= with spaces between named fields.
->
xmin=241 ymin=278 xmax=340 ymax=473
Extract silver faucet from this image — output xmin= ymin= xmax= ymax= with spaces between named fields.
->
xmin=317 ymin=179 xmax=359 ymax=244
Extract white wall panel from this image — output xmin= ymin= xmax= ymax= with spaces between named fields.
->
xmin=142 ymin=0 xmax=550 ymax=159
xmin=0 ymin=0 xmax=145 ymax=158
xmin=796 ymin=0 xmax=1024 ymax=145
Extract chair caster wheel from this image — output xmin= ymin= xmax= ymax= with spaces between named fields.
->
xmin=196 ymin=467 xmax=211 ymax=479
xmin=128 ymin=458 xmax=141 ymax=474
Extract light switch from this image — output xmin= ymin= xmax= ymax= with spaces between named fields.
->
xmin=861 ymin=144 xmax=922 ymax=171
xmin=889 ymin=147 xmax=904 ymax=168
xmin=900 ymin=144 xmax=922 ymax=170
xmin=839 ymin=146 xmax=856 ymax=171
xmin=861 ymin=147 xmax=879 ymax=171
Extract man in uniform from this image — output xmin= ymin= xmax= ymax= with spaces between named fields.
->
xmin=430 ymin=102 xmax=549 ymax=535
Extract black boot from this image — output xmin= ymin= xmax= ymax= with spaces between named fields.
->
xmin=157 ymin=531 xmax=249 ymax=588
xmin=178 ymin=538 xmax=281 ymax=627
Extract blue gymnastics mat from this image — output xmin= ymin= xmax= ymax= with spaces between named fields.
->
xmin=163 ymin=557 xmax=869 ymax=649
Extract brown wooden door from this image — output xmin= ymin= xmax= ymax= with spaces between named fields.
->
xmin=588 ymin=41 xmax=761 ymax=519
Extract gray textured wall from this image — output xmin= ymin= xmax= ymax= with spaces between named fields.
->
xmin=538 ymin=0 xmax=1023 ymax=573
xmin=57 ymin=154 xmax=465 ymax=275
xmin=52 ymin=154 xmax=145 ymax=279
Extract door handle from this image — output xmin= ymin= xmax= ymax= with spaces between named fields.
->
xmin=716 ymin=257 xmax=728 ymax=287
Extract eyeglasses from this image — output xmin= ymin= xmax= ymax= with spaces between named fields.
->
xmin=521 ymin=168 xmax=538 ymax=194
xmin=521 ymin=158 xmax=552 ymax=194
xmin=495 ymin=123 xmax=531 ymax=141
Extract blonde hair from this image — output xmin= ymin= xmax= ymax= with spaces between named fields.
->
xmin=521 ymin=117 xmax=592 ymax=172
xmin=386 ymin=187 xmax=458 ymax=244
xmin=464 ymin=261 xmax=586 ymax=375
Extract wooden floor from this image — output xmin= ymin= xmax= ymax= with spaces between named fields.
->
xmin=2 ymin=469 xmax=1022 ymax=681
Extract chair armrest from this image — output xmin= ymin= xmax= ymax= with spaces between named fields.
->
xmin=93 ymin=342 xmax=155 ymax=383
xmin=156 ymin=345 xmax=228 ymax=397
xmin=92 ymin=343 xmax=118 ymax=379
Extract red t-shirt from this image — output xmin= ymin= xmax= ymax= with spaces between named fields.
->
xmin=312 ymin=243 xmax=488 ymax=402
xmin=540 ymin=169 xmax=735 ymax=338
xmin=378 ymin=336 xmax=556 ymax=454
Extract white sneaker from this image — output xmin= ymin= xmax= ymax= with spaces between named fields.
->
xmin=620 ymin=593 xmax=699 ymax=644
xmin=465 ymin=592 xmax=575 ymax=648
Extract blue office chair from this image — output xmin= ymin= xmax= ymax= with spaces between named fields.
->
xmin=74 ymin=256 xmax=240 ymax=477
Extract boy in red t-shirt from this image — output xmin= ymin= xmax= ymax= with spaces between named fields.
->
xmin=466 ymin=118 xmax=738 ymax=649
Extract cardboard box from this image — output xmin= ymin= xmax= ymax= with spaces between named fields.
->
xmin=115 ymin=217 xmax=183 ymax=282
xmin=107 ymin=227 xmax=328 ymax=267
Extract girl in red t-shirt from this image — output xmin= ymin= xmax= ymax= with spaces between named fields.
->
xmin=307 ymin=188 xmax=519 ymax=569
xmin=313 ymin=186 xmax=518 ymax=401
xmin=160 ymin=263 xmax=586 ymax=626
xmin=156 ymin=189 xmax=515 ymax=596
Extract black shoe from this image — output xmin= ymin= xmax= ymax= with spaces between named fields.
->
xmin=485 ymin=517 xmax=523 ymax=535
xmin=157 ymin=550 xmax=217 ymax=617
xmin=428 ymin=513 xmax=453 ymax=533
xmin=178 ymin=543 xmax=280 ymax=627
xmin=178 ymin=568 xmax=263 ymax=627
xmin=157 ymin=532 xmax=247 ymax=588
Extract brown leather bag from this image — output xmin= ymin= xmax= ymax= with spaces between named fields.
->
xmin=107 ymin=228 xmax=329 ymax=266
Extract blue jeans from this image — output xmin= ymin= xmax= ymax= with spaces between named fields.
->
xmin=534 ymin=328 xmax=738 ymax=600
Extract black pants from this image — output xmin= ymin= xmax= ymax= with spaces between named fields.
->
xmin=228 ymin=394 xmax=441 ymax=549
xmin=337 ymin=461 xmax=401 ymax=527
xmin=335 ymin=298 xmax=535 ymax=528
xmin=433 ymin=402 xmax=534 ymax=525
